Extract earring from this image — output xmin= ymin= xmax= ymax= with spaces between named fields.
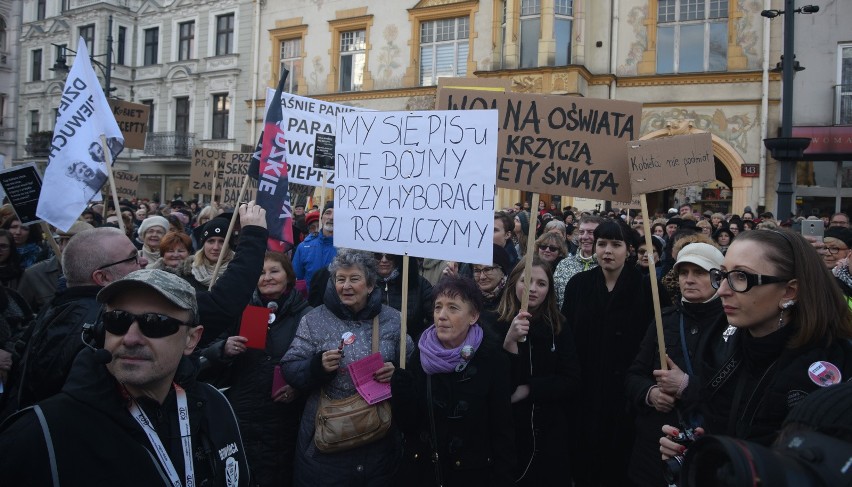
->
xmin=778 ymin=301 xmax=795 ymax=329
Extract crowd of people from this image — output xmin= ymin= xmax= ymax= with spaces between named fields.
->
xmin=0 ymin=195 xmax=849 ymax=487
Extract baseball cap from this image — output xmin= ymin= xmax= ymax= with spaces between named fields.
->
xmin=674 ymin=242 xmax=724 ymax=272
xmin=97 ymin=269 xmax=199 ymax=324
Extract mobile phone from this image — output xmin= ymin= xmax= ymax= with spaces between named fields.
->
xmin=801 ymin=219 xmax=825 ymax=242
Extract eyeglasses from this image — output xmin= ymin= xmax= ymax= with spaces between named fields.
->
xmin=374 ymin=253 xmax=392 ymax=261
xmin=472 ymin=266 xmax=500 ymax=276
xmin=538 ymin=245 xmax=560 ymax=253
xmin=709 ymin=268 xmax=789 ymax=293
xmin=97 ymin=254 xmax=139 ymax=271
xmin=102 ymin=310 xmax=190 ymax=338
xmin=825 ymin=245 xmax=849 ymax=255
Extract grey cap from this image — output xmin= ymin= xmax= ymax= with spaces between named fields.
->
xmin=97 ymin=269 xmax=199 ymax=324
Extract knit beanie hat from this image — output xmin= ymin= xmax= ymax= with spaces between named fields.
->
xmin=516 ymin=211 xmax=530 ymax=236
xmin=199 ymin=218 xmax=229 ymax=245
xmin=784 ymin=382 xmax=852 ymax=441
xmin=138 ymin=216 xmax=169 ymax=238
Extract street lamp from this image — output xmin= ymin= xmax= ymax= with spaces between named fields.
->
xmin=761 ymin=3 xmax=819 ymax=220
xmin=50 ymin=15 xmax=115 ymax=95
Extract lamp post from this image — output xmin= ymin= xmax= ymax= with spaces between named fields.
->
xmin=51 ymin=15 xmax=114 ymax=95
xmin=762 ymin=2 xmax=818 ymax=220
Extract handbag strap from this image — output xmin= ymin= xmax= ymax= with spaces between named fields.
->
xmin=372 ymin=316 xmax=379 ymax=354
xmin=426 ymin=375 xmax=444 ymax=487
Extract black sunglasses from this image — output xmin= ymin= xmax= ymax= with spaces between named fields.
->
xmin=97 ymin=254 xmax=139 ymax=271
xmin=538 ymin=245 xmax=560 ymax=253
xmin=102 ymin=310 xmax=190 ymax=338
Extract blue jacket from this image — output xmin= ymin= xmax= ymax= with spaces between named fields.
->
xmin=292 ymin=232 xmax=336 ymax=291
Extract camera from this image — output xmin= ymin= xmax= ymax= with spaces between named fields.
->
xmin=662 ymin=424 xmax=700 ymax=485
xmin=677 ymin=430 xmax=852 ymax=487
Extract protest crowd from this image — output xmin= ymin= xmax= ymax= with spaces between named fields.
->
xmin=0 ymin=193 xmax=849 ymax=487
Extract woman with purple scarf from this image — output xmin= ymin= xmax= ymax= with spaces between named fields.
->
xmin=497 ymin=257 xmax=581 ymax=485
xmin=391 ymin=276 xmax=515 ymax=486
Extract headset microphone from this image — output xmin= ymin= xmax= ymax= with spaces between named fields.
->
xmin=81 ymin=323 xmax=114 ymax=364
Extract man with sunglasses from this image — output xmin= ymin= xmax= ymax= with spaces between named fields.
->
xmin=0 ymin=269 xmax=250 ymax=486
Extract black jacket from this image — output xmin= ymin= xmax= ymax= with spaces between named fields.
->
xmin=0 ymin=348 xmax=251 ymax=486
xmin=695 ymin=318 xmax=852 ymax=446
xmin=624 ymin=298 xmax=723 ymax=487
xmin=391 ymin=335 xmax=515 ymax=487
xmin=561 ymin=265 xmax=671 ymax=487
xmin=200 ymin=289 xmax=312 ymax=487
xmin=495 ymin=313 xmax=581 ymax=485
xmin=6 ymin=285 xmax=102 ymax=415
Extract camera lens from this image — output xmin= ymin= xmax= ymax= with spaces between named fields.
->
xmin=662 ymin=455 xmax=684 ymax=485
xmin=681 ymin=436 xmax=812 ymax=487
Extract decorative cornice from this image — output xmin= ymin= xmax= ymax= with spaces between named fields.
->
xmin=246 ymin=85 xmax=436 ymax=107
xmin=642 ymin=99 xmax=780 ymax=108
xmin=474 ymin=65 xmax=615 ymax=87
xmin=618 ymin=71 xmax=781 ymax=87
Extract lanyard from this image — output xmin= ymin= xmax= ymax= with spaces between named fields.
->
xmin=128 ymin=384 xmax=195 ymax=487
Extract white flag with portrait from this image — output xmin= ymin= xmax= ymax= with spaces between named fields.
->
xmin=36 ymin=37 xmax=124 ymax=232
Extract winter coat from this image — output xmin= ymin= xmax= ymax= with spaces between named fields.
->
xmin=495 ymin=312 xmax=581 ymax=485
xmin=375 ymin=258 xmax=433 ymax=340
xmin=292 ymin=232 xmax=336 ymax=292
xmin=0 ymin=349 xmax=251 ymax=486
xmin=552 ymin=252 xmax=597 ymax=309
xmin=17 ymin=255 xmax=61 ymax=313
xmin=561 ymin=265 xmax=671 ymax=487
xmin=624 ymin=298 xmax=723 ymax=487
xmin=200 ymin=289 xmax=312 ymax=487
xmin=281 ymin=285 xmax=414 ymax=487
xmin=694 ymin=317 xmax=852 ymax=446
xmin=391 ymin=334 xmax=515 ymax=487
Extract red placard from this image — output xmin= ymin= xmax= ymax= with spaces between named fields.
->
xmin=239 ymin=305 xmax=268 ymax=350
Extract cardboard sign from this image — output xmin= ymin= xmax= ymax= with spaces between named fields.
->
xmin=627 ymin=133 xmax=715 ymax=194
xmin=614 ymin=194 xmax=642 ymax=211
xmin=219 ymin=152 xmax=257 ymax=206
xmin=334 ymin=110 xmax=498 ymax=264
xmin=113 ymin=171 xmax=139 ymax=199
xmin=313 ymin=134 xmax=335 ymax=170
xmin=437 ymin=89 xmax=641 ymax=202
xmin=262 ymin=89 xmax=373 ymax=187
xmin=190 ymin=148 xmax=227 ymax=193
xmin=108 ymin=100 xmax=149 ymax=150
xmin=0 ymin=163 xmax=43 ymax=225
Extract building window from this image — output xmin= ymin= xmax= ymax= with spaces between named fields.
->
xmin=0 ymin=17 xmax=6 ymax=64
xmin=657 ymin=0 xmax=728 ymax=74
xmin=279 ymin=38 xmax=302 ymax=93
xmin=117 ymin=26 xmax=126 ymax=65
xmin=178 ymin=21 xmax=195 ymax=61
xmin=31 ymin=49 xmax=42 ymax=81
xmin=144 ymin=27 xmax=159 ymax=65
xmin=37 ymin=0 xmax=46 ymax=20
xmin=519 ymin=0 xmax=540 ymax=68
xmin=175 ymin=97 xmax=190 ymax=134
xmin=0 ymin=95 xmax=5 ymax=127
xmin=838 ymin=45 xmax=852 ymax=125
xmin=215 ymin=13 xmax=235 ymax=56
xmin=419 ymin=17 xmax=469 ymax=86
xmin=142 ymin=99 xmax=155 ymax=131
xmin=339 ymin=30 xmax=366 ymax=92
xmin=79 ymin=24 xmax=95 ymax=53
xmin=554 ymin=0 xmax=573 ymax=65
xmin=212 ymin=94 xmax=229 ymax=139
xmin=30 ymin=110 xmax=39 ymax=134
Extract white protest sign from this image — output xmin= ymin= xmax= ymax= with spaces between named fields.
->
xmin=263 ymin=89 xmax=369 ymax=187
xmin=334 ymin=110 xmax=498 ymax=264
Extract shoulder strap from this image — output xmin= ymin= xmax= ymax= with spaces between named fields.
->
xmin=372 ymin=316 xmax=379 ymax=354
xmin=33 ymin=405 xmax=61 ymax=487
xmin=426 ymin=375 xmax=444 ymax=487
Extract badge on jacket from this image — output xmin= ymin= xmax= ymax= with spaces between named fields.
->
xmin=808 ymin=361 xmax=842 ymax=387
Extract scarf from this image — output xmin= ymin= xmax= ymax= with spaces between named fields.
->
xmin=17 ymin=243 xmax=42 ymax=269
xmin=191 ymin=251 xmax=233 ymax=286
xmin=377 ymin=268 xmax=401 ymax=286
xmin=418 ymin=323 xmax=484 ymax=375
xmin=481 ymin=275 xmax=507 ymax=302
xmin=140 ymin=245 xmax=160 ymax=264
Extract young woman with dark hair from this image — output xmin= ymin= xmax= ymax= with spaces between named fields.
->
xmin=561 ymin=219 xmax=671 ymax=487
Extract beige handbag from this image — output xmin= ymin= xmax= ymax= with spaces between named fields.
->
xmin=314 ymin=317 xmax=392 ymax=453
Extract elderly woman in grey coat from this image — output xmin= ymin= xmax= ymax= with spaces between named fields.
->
xmin=281 ymin=249 xmax=413 ymax=487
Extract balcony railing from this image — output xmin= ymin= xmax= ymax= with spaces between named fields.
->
xmin=144 ymin=132 xmax=195 ymax=158
xmin=836 ymin=84 xmax=852 ymax=125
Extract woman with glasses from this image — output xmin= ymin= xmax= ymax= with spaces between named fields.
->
xmin=561 ymin=219 xmax=671 ymax=487
xmin=625 ymin=243 xmax=724 ymax=486
xmin=660 ymin=230 xmax=852 ymax=460
xmin=374 ymin=252 xmax=433 ymax=340
xmin=535 ymin=232 xmax=567 ymax=268
xmin=497 ymin=256 xmax=581 ymax=485
xmin=472 ymin=244 xmax=513 ymax=329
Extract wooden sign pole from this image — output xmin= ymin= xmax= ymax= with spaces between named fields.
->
xmin=518 ymin=192 xmax=540 ymax=342
xmin=399 ymin=254 xmax=410 ymax=369
xmin=640 ymin=193 xmax=667 ymax=370
xmin=208 ymin=175 xmax=252 ymax=290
